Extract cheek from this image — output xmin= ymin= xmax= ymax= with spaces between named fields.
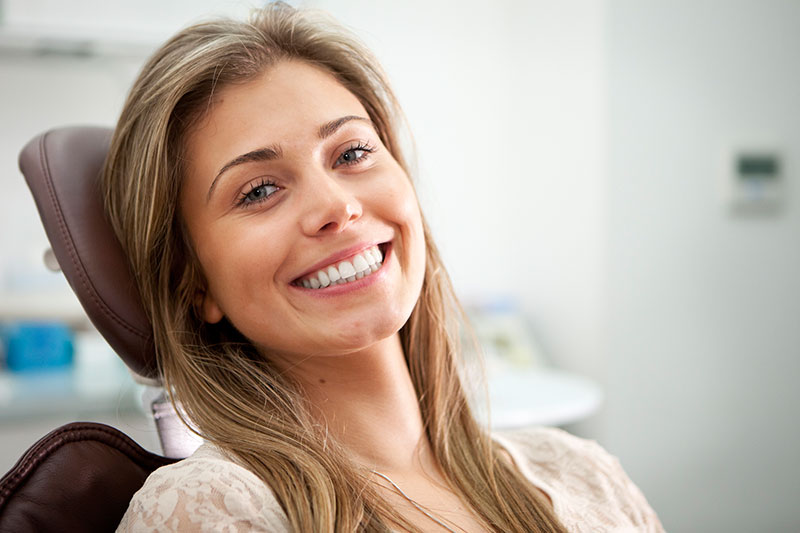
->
xmin=392 ymin=181 xmax=425 ymax=255
xmin=371 ymin=169 xmax=423 ymax=228
xmin=376 ymin=176 xmax=426 ymax=288
xmin=193 ymin=219 xmax=288 ymax=312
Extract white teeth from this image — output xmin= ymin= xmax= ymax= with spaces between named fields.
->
xmin=298 ymin=245 xmax=387 ymax=289
xmin=327 ymin=266 xmax=341 ymax=283
xmin=337 ymin=260 xmax=356 ymax=278
xmin=353 ymin=254 xmax=369 ymax=273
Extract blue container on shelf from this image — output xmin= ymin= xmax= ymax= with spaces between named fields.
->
xmin=0 ymin=323 xmax=7 ymax=369
xmin=5 ymin=322 xmax=74 ymax=372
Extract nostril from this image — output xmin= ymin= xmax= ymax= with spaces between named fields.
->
xmin=319 ymin=221 xmax=337 ymax=232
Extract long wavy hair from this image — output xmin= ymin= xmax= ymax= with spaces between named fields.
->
xmin=102 ymin=3 xmax=566 ymax=531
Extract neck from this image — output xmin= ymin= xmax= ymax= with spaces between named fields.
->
xmin=278 ymin=334 xmax=434 ymax=473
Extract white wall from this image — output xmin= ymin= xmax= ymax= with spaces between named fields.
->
xmin=606 ymin=1 xmax=800 ymax=531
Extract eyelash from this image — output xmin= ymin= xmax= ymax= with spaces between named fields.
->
xmin=237 ymin=179 xmax=279 ymax=208
xmin=235 ymin=142 xmax=376 ymax=209
xmin=335 ymin=141 xmax=375 ymax=167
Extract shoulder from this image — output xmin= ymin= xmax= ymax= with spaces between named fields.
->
xmin=495 ymin=426 xmax=616 ymax=478
xmin=116 ymin=444 xmax=290 ymax=532
xmin=494 ymin=427 xmax=664 ymax=532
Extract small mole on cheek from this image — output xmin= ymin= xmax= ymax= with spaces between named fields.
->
xmin=319 ymin=378 xmax=326 ymax=384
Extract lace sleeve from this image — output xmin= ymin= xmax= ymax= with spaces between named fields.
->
xmin=116 ymin=445 xmax=290 ymax=533
xmin=496 ymin=427 xmax=665 ymax=533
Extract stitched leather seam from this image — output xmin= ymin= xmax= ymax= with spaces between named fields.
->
xmin=37 ymin=131 xmax=148 ymax=341
xmin=0 ymin=422 xmax=175 ymax=507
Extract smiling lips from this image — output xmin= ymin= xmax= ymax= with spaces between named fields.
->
xmin=295 ymin=245 xmax=385 ymax=289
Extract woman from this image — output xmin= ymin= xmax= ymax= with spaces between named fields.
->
xmin=107 ymin=3 xmax=662 ymax=532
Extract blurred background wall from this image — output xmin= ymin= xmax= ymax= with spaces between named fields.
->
xmin=0 ymin=1 xmax=797 ymax=531
xmin=606 ymin=2 xmax=800 ymax=531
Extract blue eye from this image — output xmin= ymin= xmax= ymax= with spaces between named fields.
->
xmin=239 ymin=180 xmax=278 ymax=207
xmin=335 ymin=143 xmax=374 ymax=167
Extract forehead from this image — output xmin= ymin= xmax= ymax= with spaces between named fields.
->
xmin=185 ymin=61 xmax=370 ymax=170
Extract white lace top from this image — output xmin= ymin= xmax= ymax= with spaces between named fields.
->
xmin=117 ymin=427 xmax=663 ymax=532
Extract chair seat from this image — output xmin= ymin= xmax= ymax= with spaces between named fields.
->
xmin=0 ymin=422 xmax=177 ymax=532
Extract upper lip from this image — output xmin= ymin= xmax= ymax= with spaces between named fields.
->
xmin=292 ymin=241 xmax=388 ymax=281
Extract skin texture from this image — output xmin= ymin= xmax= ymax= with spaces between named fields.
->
xmin=181 ymin=60 xmax=426 ymax=364
xmin=180 ymin=61 xmax=495 ymax=531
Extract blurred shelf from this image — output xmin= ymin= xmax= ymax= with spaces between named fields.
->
xmin=0 ymin=290 xmax=89 ymax=325
xmin=0 ymin=366 xmax=141 ymax=422
xmin=487 ymin=367 xmax=603 ymax=429
xmin=0 ymin=26 xmax=157 ymax=58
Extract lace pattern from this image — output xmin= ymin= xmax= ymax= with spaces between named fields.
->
xmin=117 ymin=427 xmax=663 ymax=532
xmin=494 ymin=427 xmax=663 ymax=532
xmin=116 ymin=445 xmax=288 ymax=532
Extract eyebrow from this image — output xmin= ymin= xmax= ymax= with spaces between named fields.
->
xmin=206 ymin=115 xmax=372 ymax=203
xmin=317 ymin=115 xmax=372 ymax=139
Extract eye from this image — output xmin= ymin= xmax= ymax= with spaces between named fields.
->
xmin=238 ymin=179 xmax=279 ymax=208
xmin=334 ymin=142 xmax=374 ymax=167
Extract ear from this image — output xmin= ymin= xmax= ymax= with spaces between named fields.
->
xmin=196 ymin=290 xmax=224 ymax=324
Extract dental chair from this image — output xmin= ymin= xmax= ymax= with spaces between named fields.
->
xmin=0 ymin=127 xmax=197 ymax=532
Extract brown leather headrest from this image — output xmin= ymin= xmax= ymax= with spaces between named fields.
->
xmin=18 ymin=127 xmax=157 ymax=379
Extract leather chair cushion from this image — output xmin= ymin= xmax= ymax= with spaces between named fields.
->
xmin=0 ymin=422 xmax=177 ymax=532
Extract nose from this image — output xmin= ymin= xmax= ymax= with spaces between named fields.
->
xmin=299 ymin=172 xmax=363 ymax=236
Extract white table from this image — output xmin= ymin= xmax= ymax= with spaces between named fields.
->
xmin=486 ymin=367 xmax=603 ymax=429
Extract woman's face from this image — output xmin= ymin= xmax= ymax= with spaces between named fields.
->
xmin=180 ymin=61 xmax=426 ymax=361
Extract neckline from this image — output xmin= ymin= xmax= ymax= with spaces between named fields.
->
xmin=201 ymin=434 xmax=561 ymax=520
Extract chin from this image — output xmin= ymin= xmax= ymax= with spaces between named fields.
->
xmin=321 ymin=306 xmax=409 ymax=355
xmin=310 ymin=294 xmax=414 ymax=354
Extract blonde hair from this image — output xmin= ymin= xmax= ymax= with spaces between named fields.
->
xmin=102 ymin=3 xmax=566 ymax=531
